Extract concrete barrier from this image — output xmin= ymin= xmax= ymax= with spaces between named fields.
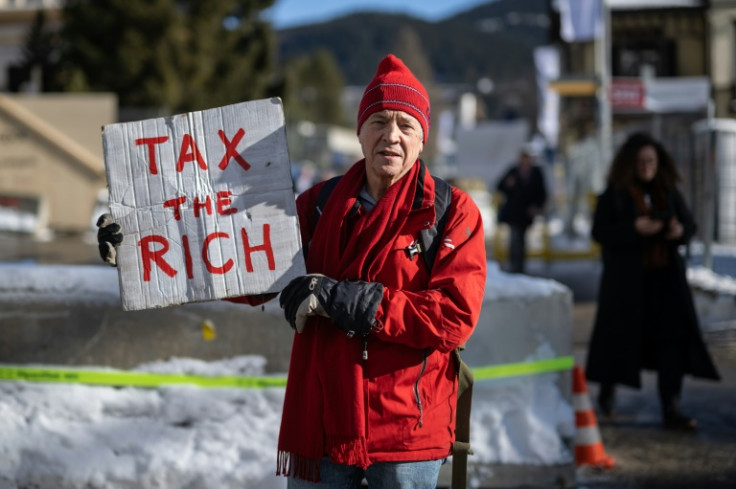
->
xmin=0 ymin=264 xmax=292 ymax=373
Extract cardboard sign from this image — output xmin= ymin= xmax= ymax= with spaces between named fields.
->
xmin=102 ymin=98 xmax=305 ymax=311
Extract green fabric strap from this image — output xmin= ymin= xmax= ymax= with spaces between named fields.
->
xmin=452 ymin=352 xmax=475 ymax=489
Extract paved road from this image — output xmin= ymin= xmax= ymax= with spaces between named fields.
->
xmin=528 ymin=258 xmax=736 ymax=489
xmin=575 ymin=365 xmax=736 ymax=489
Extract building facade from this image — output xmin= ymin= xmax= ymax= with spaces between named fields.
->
xmin=0 ymin=93 xmax=115 ymax=235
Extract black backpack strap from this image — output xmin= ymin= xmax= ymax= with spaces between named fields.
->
xmin=304 ymin=175 xmax=342 ymax=259
xmin=315 ymin=175 xmax=342 ymax=222
xmin=419 ymin=176 xmax=452 ymax=271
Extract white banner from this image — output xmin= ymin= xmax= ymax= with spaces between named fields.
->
xmin=535 ymin=46 xmax=561 ymax=149
xmin=645 ymin=77 xmax=710 ymax=113
xmin=558 ymin=0 xmax=602 ymax=42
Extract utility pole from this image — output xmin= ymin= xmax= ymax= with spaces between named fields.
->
xmin=594 ymin=0 xmax=613 ymax=192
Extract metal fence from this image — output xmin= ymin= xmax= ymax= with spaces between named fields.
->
xmin=692 ymin=118 xmax=736 ymax=248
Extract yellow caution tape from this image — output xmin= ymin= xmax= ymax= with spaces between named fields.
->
xmin=0 ymin=356 xmax=574 ymax=390
xmin=472 ymin=356 xmax=575 ymax=381
xmin=0 ymin=366 xmax=287 ymax=389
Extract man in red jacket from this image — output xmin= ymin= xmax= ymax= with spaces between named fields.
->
xmin=99 ymin=54 xmax=487 ymax=489
xmin=274 ymin=54 xmax=487 ymax=489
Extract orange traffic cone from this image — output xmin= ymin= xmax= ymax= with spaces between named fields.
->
xmin=572 ymin=366 xmax=615 ymax=469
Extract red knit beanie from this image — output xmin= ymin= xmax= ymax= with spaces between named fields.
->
xmin=357 ymin=54 xmax=431 ymax=143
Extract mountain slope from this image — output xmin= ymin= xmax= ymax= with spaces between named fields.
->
xmin=276 ymin=0 xmax=550 ymax=86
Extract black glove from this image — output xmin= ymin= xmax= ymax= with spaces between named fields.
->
xmin=279 ymin=274 xmax=384 ymax=336
xmin=96 ymin=213 xmax=123 ymax=267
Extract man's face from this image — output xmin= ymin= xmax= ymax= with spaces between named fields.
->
xmin=358 ymin=109 xmax=424 ymax=185
xmin=519 ymin=153 xmax=533 ymax=170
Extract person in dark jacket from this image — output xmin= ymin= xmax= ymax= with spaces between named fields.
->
xmin=496 ymin=145 xmax=547 ymax=273
xmin=585 ymin=132 xmax=720 ymax=430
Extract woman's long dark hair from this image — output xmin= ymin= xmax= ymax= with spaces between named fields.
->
xmin=606 ymin=132 xmax=681 ymax=191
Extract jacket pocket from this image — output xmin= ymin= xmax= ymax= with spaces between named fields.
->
xmin=413 ymin=348 xmax=429 ymax=429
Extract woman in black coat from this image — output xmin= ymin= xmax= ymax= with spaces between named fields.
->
xmin=585 ymin=132 xmax=720 ymax=430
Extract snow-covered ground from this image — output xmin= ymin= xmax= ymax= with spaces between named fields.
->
xmin=0 ymin=357 xmax=285 ymax=489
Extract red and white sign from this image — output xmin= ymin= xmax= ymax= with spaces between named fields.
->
xmin=610 ymin=79 xmax=645 ymax=110
xmin=102 ymin=98 xmax=305 ymax=311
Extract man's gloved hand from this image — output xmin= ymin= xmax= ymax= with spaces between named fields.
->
xmin=279 ymin=274 xmax=333 ymax=333
xmin=96 ymin=213 xmax=123 ymax=267
xmin=279 ymin=274 xmax=384 ymax=335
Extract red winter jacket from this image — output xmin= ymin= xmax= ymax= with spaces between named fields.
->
xmin=285 ymin=162 xmax=487 ymax=465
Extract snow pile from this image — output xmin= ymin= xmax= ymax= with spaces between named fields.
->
xmin=688 ymin=266 xmax=736 ymax=296
xmin=471 ymin=343 xmax=574 ymax=465
xmin=0 ymin=357 xmax=286 ymax=489
xmin=0 ymin=264 xmax=120 ymax=305
xmin=472 ymin=376 xmax=573 ymax=465
xmin=484 ymin=261 xmax=568 ymax=300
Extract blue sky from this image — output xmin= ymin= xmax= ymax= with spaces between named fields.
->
xmin=265 ymin=0 xmax=494 ymax=29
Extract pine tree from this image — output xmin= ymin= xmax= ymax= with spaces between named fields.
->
xmin=11 ymin=10 xmax=59 ymax=92
xmin=283 ymin=50 xmax=344 ymax=125
xmin=56 ymin=0 xmax=276 ymax=114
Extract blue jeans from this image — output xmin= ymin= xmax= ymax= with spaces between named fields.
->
xmin=286 ymin=457 xmax=445 ymax=489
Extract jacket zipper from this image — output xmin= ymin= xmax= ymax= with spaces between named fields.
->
xmin=414 ymin=349 xmax=428 ymax=428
